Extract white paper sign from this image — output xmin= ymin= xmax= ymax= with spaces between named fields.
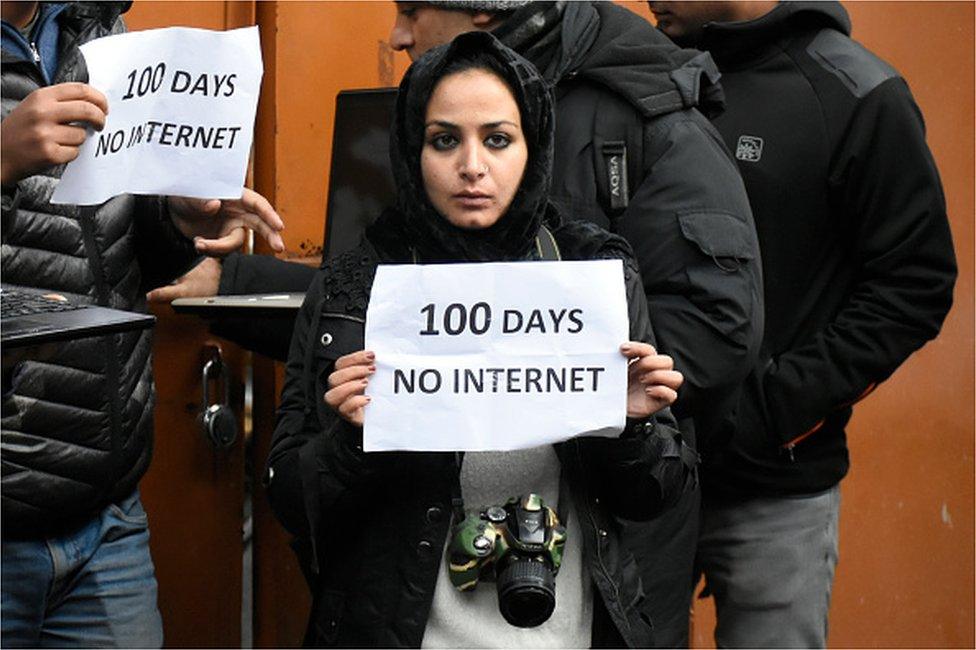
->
xmin=364 ymin=260 xmax=629 ymax=452
xmin=51 ymin=26 xmax=262 ymax=205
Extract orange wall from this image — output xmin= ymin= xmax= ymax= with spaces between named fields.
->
xmin=125 ymin=2 xmax=973 ymax=647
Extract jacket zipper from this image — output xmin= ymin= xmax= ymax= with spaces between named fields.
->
xmin=573 ymin=440 xmax=622 ymax=619
xmin=28 ymin=41 xmax=41 ymax=65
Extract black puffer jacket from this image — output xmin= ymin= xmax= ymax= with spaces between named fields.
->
xmin=266 ymin=33 xmax=696 ymax=647
xmin=1 ymin=2 xmax=197 ymax=536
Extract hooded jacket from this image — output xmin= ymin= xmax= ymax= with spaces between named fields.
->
xmin=265 ymin=32 xmax=696 ymax=647
xmin=691 ymin=2 xmax=956 ymax=497
xmin=1 ymin=2 xmax=198 ymax=535
xmin=218 ymin=1 xmax=762 ymax=453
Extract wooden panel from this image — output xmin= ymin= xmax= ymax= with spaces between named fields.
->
xmin=141 ymin=320 xmax=246 ymax=648
xmin=272 ymin=1 xmax=411 ymax=258
xmin=124 ymin=3 xmax=256 ymax=647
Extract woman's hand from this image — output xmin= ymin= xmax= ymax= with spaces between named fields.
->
xmin=620 ymin=342 xmax=683 ymax=419
xmin=324 ymin=350 xmax=376 ymax=427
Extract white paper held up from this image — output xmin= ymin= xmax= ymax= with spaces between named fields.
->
xmin=363 ymin=260 xmax=629 ymax=452
xmin=51 ymin=26 xmax=262 ymax=205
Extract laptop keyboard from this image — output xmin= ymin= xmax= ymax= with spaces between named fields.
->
xmin=1 ymin=288 xmax=87 ymax=319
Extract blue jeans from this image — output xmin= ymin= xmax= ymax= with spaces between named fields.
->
xmin=1 ymin=490 xmax=163 ymax=648
xmin=697 ymin=486 xmax=841 ymax=648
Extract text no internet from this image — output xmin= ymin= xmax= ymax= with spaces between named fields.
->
xmin=95 ymin=121 xmax=243 ymax=158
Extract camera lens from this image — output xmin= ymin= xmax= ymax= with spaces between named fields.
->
xmin=496 ymin=558 xmax=556 ymax=628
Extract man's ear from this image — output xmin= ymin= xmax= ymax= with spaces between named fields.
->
xmin=471 ymin=11 xmax=502 ymax=29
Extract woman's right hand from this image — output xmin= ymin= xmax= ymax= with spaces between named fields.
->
xmin=324 ymin=350 xmax=376 ymax=427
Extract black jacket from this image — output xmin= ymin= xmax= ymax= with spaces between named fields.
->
xmin=218 ymin=2 xmax=762 ymax=451
xmin=695 ymin=2 xmax=956 ymax=497
xmin=1 ymin=2 xmax=198 ymax=535
xmin=266 ymin=33 xmax=698 ymax=646
xmin=266 ymin=222 xmax=694 ymax=648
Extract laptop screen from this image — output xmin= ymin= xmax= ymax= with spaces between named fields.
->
xmin=323 ymin=88 xmax=398 ymax=261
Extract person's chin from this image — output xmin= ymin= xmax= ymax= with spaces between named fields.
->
xmin=448 ymin=210 xmax=499 ymax=230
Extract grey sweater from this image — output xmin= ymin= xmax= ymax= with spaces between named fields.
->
xmin=422 ymin=445 xmax=592 ymax=648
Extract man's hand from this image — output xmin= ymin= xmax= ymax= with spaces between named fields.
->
xmin=147 ymin=256 xmax=222 ymax=303
xmin=168 ymin=188 xmax=285 ymax=256
xmin=621 ymin=342 xmax=683 ymax=419
xmin=0 ymin=83 xmax=108 ymax=186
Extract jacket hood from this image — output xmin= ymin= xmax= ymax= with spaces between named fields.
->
xmin=700 ymin=1 xmax=850 ymax=63
xmin=368 ymin=31 xmax=556 ymax=263
xmin=62 ymin=1 xmax=131 ymax=28
xmin=495 ymin=1 xmax=725 ymax=119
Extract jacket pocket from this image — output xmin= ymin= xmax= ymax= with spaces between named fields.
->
xmin=729 ymin=359 xmax=783 ymax=456
xmin=306 ymin=587 xmax=345 ymax=646
xmin=316 ymin=313 xmax=366 ymax=360
xmin=312 ymin=313 xmax=367 ymax=427
xmin=677 ymin=210 xmax=756 ymax=269
xmin=677 ymin=211 xmax=761 ymax=346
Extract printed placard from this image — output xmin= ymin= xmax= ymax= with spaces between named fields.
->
xmin=51 ymin=26 xmax=262 ymax=205
xmin=364 ymin=260 xmax=629 ymax=452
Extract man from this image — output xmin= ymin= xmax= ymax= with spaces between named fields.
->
xmin=1 ymin=2 xmax=284 ymax=645
xmin=647 ymin=1 xmax=957 ymax=646
xmin=160 ymin=1 xmax=762 ymax=644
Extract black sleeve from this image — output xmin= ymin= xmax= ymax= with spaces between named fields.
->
xmin=615 ymin=110 xmax=764 ymax=431
xmin=219 ymin=252 xmax=319 ymax=294
xmin=579 ymin=252 xmax=698 ymax=521
xmin=209 ymin=254 xmax=319 ymax=360
xmin=132 ymin=195 xmax=200 ymax=292
xmin=759 ymin=79 xmax=956 ymax=444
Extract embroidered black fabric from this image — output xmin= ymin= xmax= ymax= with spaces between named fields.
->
xmin=319 ymin=247 xmax=378 ymax=315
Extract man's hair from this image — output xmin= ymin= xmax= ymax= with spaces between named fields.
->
xmin=402 ymin=0 xmax=531 ymax=14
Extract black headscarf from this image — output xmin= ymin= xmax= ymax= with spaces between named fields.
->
xmin=367 ymin=31 xmax=557 ymax=263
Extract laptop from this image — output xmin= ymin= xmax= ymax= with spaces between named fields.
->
xmin=173 ymin=87 xmax=398 ymax=316
xmin=322 ymin=88 xmax=398 ymax=260
xmin=1 ymin=285 xmax=155 ymax=349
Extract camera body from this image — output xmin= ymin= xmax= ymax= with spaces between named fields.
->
xmin=448 ymin=493 xmax=566 ymax=628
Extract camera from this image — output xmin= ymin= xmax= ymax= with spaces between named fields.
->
xmin=448 ymin=493 xmax=566 ymax=628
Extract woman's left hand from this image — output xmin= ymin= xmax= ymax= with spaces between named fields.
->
xmin=621 ymin=342 xmax=683 ymax=418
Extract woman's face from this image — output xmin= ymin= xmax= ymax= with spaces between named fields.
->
xmin=421 ymin=68 xmax=528 ymax=230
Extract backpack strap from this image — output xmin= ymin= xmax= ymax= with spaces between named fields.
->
xmin=591 ymin=93 xmax=644 ymax=221
xmin=535 ymin=224 xmax=561 ymax=261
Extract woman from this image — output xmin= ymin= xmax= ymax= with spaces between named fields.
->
xmin=267 ymin=32 xmax=693 ymax=648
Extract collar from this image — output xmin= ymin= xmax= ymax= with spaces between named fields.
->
xmin=700 ymin=1 xmax=850 ymax=68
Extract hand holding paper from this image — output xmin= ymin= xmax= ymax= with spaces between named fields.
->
xmin=325 ymin=344 xmax=680 ymax=431
xmin=621 ymin=342 xmax=683 ymax=419
xmin=325 ymin=350 xmax=377 ymax=428
xmin=167 ymin=187 xmax=285 ymax=254
xmin=0 ymin=83 xmax=108 ymax=186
